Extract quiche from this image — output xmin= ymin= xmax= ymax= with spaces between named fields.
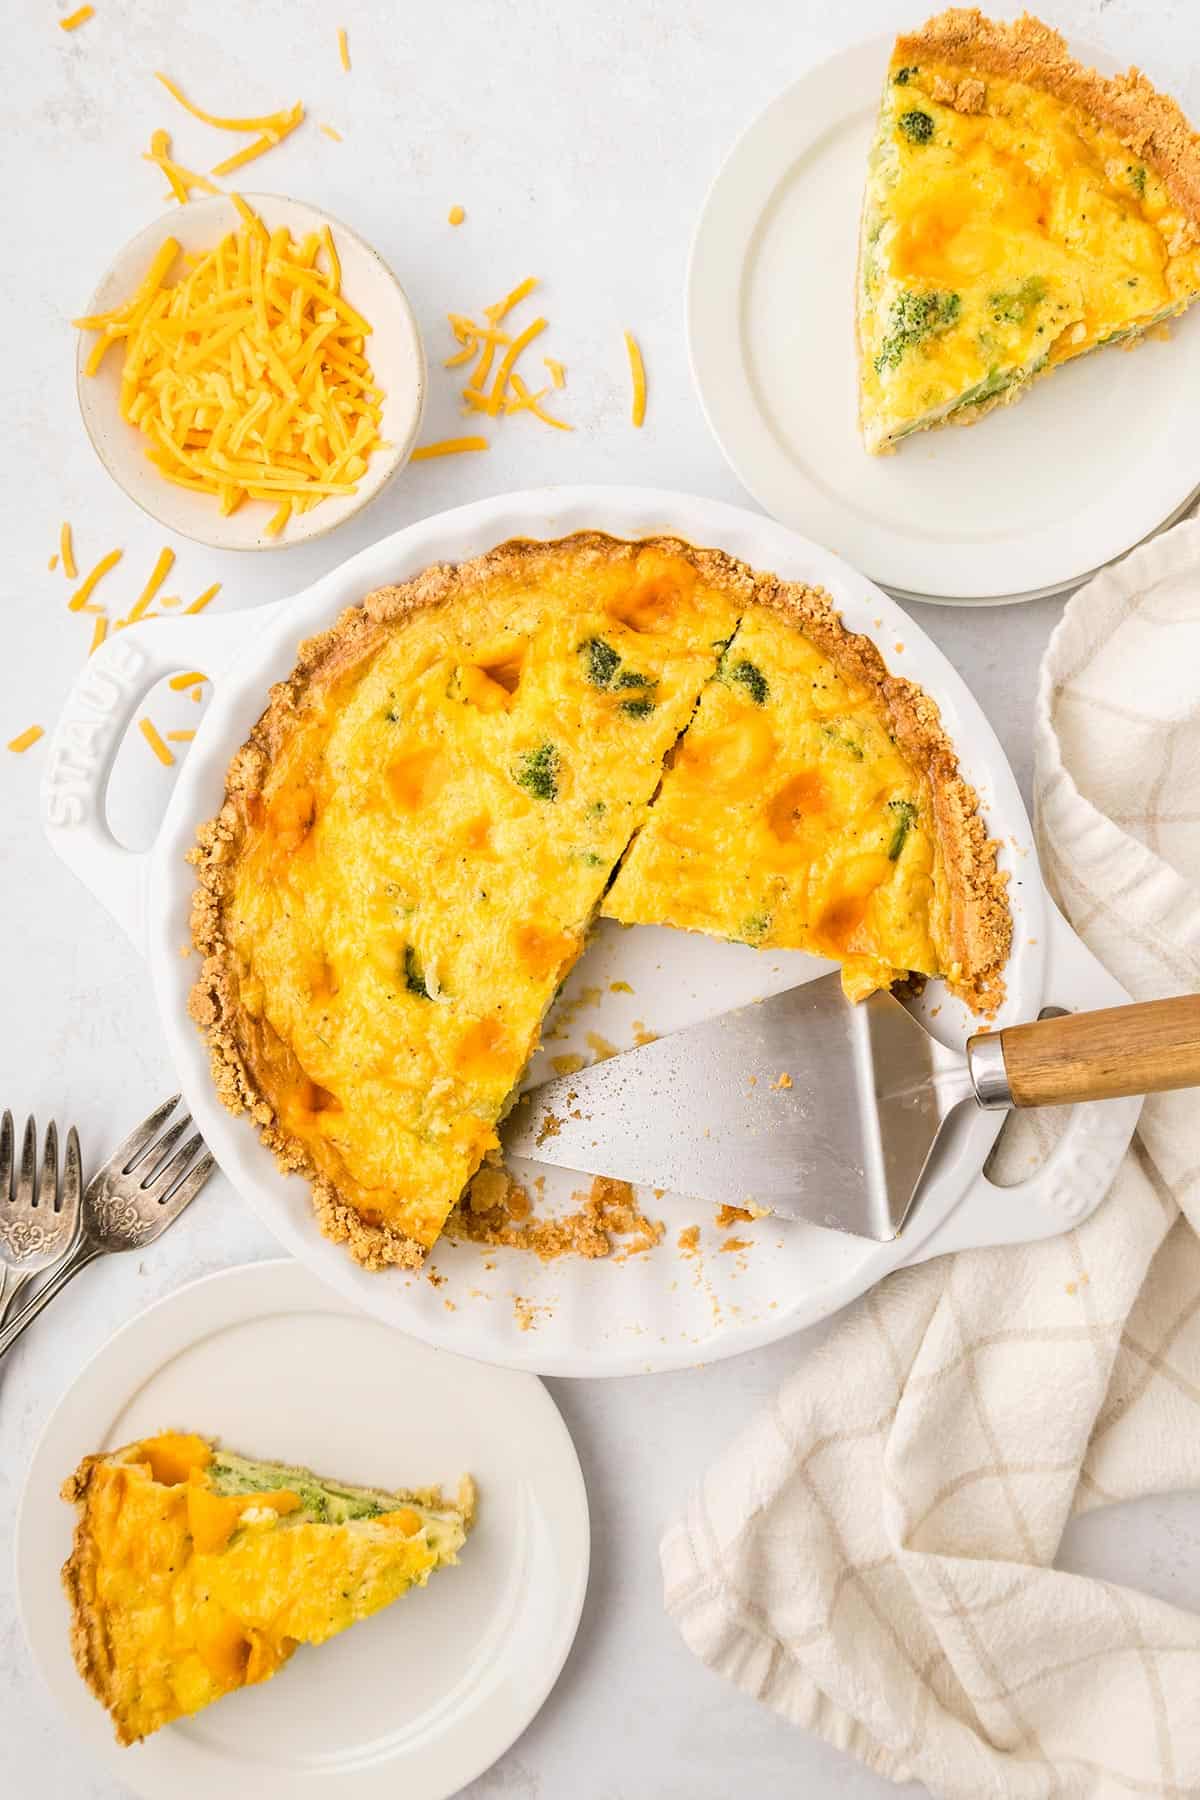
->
xmin=858 ymin=9 xmax=1200 ymax=452
xmin=62 ymin=1431 xmax=473 ymax=1745
xmin=189 ymin=534 xmax=1009 ymax=1269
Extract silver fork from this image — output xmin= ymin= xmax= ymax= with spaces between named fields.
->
xmin=0 ymin=1095 xmax=214 ymax=1361
xmin=0 ymin=1114 xmax=83 ymax=1322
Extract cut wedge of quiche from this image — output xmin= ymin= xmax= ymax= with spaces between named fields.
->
xmin=62 ymin=1431 xmax=473 ymax=1745
xmin=190 ymin=535 xmax=1009 ymax=1269
xmin=857 ymin=9 xmax=1200 ymax=452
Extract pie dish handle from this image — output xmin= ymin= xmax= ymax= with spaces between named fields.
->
xmin=42 ymin=608 xmax=278 ymax=955
xmin=907 ymin=900 xmax=1144 ymax=1263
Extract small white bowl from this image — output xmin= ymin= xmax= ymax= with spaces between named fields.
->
xmin=74 ymin=193 xmax=426 ymax=551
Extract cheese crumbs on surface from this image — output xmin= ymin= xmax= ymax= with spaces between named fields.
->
xmin=73 ymin=200 xmax=385 ymax=531
xmin=448 ymin=205 xmax=465 ymax=226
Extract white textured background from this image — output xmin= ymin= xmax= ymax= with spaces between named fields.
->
xmin=3 ymin=0 xmax=1200 ymax=1795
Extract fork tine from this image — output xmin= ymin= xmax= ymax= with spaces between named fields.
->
xmin=103 ymin=1095 xmax=182 ymax=1177
xmin=63 ymin=1127 xmax=83 ymax=1215
xmin=18 ymin=1116 xmax=36 ymax=1208
xmin=144 ymin=1132 xmax=205 ymax=1201
xmin=135 ymin=1115 xmax=192 ymax=1186
xmin=0 ymin=1111 xmax=12 ymax=1205
xmin=154 ymin=1148 xmax=215 ymax=1216
xmin=38 ymin=1119 xmax=59 ymax=1212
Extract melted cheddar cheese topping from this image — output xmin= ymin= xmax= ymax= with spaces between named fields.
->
xmin=859 ymin=49 xmax=1200 ymax=451
xmin=603 ymin=609 xmax=940 ymax=1000
xmin=198 ymin=538 xmax=999 ymax=1264
xmin=62 ymin=1433 xmax=471 ymax=1745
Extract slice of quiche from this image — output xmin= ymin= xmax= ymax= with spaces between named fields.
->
xmin=857 ymin=9 xmax=1200 ymax=452
xmin=62 ymin=1431 xmax=474 ymax=1745
xmin=603 ymin=593 xmax=1002 ymax=1003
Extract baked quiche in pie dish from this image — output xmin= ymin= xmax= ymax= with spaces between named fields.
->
xmin=858 ymin=9 xmax=1200 ymax=452
xmin=189 ymin=534 xmax=1009 ymax=1269
xmin=62 ymin=1431 xmax=473 ymax=1744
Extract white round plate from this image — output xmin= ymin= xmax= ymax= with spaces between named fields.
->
xmin=44 ymin=486 xmax=1142 ymax=1376
xmin=15 ymin=1260 xmax=589 ymax=1800
xmin=76 ymin=194 xmax=426 ymax=551
xmin=687 ymin=34 xmax=1200 ymax=602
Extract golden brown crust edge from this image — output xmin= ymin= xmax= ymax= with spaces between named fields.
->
xmin=60 ymin=1454 xmax=135 ymax=1746
xmin=188 ymin=533 xmax=1011 ymax=1270
xmin=896 ymin=9 xmax=1200 ymax=231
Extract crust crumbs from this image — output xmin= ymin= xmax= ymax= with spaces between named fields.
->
xmin=188 ymin=533 xmax=1011 ymax=1270
xmin=897 ymin=9 xmax=1200 ymax=232
xmin=60 ymin=1453 xmax=132 ymax=1745
xmin=446 ymin=1165 xmax=664 ymax=1261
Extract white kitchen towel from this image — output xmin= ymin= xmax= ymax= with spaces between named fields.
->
xmin=662 ymin=519 xmax=1200 ymax=1799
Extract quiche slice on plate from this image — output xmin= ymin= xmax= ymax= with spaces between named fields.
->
xmin=62 ymin=1431 xmax=473 ymax=1745
xmin=190 ymin=535 xmax=1009 ymax=1270
xmin=857 ymin=8 xmax=1200 ymax=452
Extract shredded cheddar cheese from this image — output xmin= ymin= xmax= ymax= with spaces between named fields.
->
xmin=48 ymin=554 xmax=59 ymax=572
xmin=123 ymin=547 xmax=175 ymax=626
xmin=544 ymin=356 xmax=565 ymax=389
xmin=444 ymin=278 xmax=569 ymax=431
xmin=167 ymin=729 xmax=196 ymax=743
xmin=139 ymin=718 xmax=175 ymax=767
xmin=144 ymin=130 xmax=220 ymax=205
xmin=320 ymin=124 xmax=344 ymax=143
xmin=73 ymin=201 xmax=385 ymax=530
xmin=155 ymin=73 xmax=300 ymax=135
xmin=410 ymin=436 xmax=489 ymax=461
xmin=89 ymin=615 xmax=108 ymax=655
xmin=448 ymin=205 xmax=465 ymax=226
xmin=337 ymin=27 xmax=350 ymax=72
xmin=8 ymin=726 xmax=44 ymax=753
xmin=69 ymin=547 xmax=122 ymax=612
xmin=60 ymin=522 xmax=77 ymax=579
xmin=59 ymin=5 xmax=93 ymax=29
xmin=625 ymin=330 xmax=646 ymax=428
xmin=185 ymin=583 xmax=221 ymax=615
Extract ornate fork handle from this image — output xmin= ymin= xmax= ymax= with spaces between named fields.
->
xmin=0 ymin=1243 xmax=103 ymax=1361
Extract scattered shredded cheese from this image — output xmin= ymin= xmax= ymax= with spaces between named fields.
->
xmin=122 ymin=546 xmax=175 ymax=627
xmin=143 ymin=129 xmax=220 ymax=205
xmin=167 ymin=729 xmax=196 ymax=743
xmin=410 ymin=436 xmax=489 ymax=461
xmin=139 ymin=718 xmax=175 ymax=766
xmin=155 ymin=72 xmax=301 ymax=134
xmin=68 ymin=547 xmax=122 ymax=612
xmin=48 ymin=553 xmax=59 ymax=572
xmin=89 ymin=615 xmax=108 ymax=655
xmin=210 ymin=108 xmax=303 ymax=178
xmin=448 ymin=205 xmax=465 ymax=226
xmin=319 ymin=123 xmax=344 ymax=143
xmin=337 ymin=27 xmax=350 ymax=72
xmin=7 ymin=726 xmax=44 ymax=753
xmin=73 ymin=201 xmax=384 ymax=529
xmin=625 ymin=330 xmax=646 ymax=428
xmin=169 ymin=671 xmax=209 ymax=690
xmin=185 ymin=583 xmax=221 ymax=615
xmin=58 ymin=5 xmax=93 ymax=29
xmin=59 ymin=522 xmax=77 ymax=579
xmin=544 ymin=356 xmax=565 ymax=389
xmin=444 ymin=278 xmax=569 ymax=431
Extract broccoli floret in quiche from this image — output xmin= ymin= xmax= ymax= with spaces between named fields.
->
xmin=873 ymin=290 xmax=961 ymax=374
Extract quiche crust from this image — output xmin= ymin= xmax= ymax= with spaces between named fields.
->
xmin=188 ymin=534 xmax=1010 ymax=1271
xmin=895 ymin=11 xmax=1200 ymax=224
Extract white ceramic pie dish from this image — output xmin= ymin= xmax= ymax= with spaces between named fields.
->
xmin=42 ymin=487 xmax=1142 ymax=1375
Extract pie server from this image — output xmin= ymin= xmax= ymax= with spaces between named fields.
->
xmin=500 ymin=973 xmax=1200 ymax=1240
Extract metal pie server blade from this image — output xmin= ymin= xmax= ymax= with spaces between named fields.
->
xmin=501 ymin=970 xmax=975 ymax=1240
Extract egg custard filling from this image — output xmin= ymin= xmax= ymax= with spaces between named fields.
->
xmin=858 ymin=9 xmax=1200 ymax=453
xmin=62 ymin=1432 xmax=474 ymax=1745
xmin=190 ymin=535 xmax=1009 ymax=1269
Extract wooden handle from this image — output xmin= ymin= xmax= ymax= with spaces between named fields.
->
xmin=997 ymin=995 xmax=1200 ymax=1108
